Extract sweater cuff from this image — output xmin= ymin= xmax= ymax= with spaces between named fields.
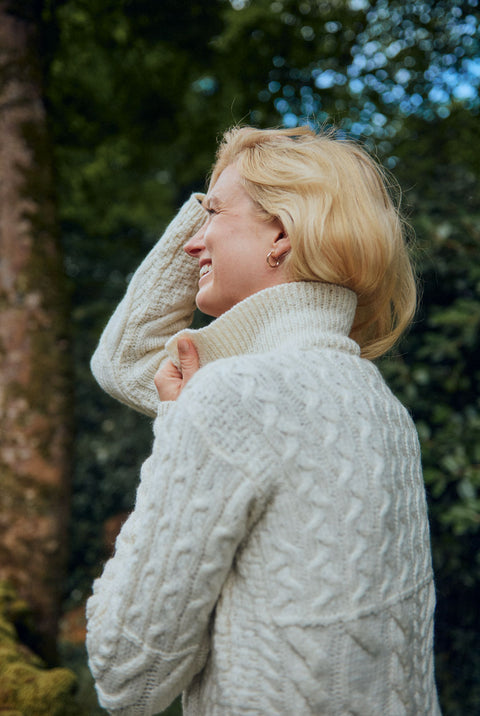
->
xmin=154 ymin=401 xmax=176 ymax=434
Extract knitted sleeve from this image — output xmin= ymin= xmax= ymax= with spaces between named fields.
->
xmin=85 ymin=363 xmax=271 ymax=715
xmin=90 ymin=194 xmax=206 ymax=417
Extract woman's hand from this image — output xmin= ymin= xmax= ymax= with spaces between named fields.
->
xmin=154 ymin=338 xmax=200 ymax=402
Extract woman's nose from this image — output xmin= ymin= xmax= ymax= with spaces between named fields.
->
xmin=184 ymin=223 xmax=206 ymax=257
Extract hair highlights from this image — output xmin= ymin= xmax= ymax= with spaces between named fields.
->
xmin=210 ymin=126 xmax=416 ymax=359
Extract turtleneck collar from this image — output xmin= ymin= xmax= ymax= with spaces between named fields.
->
xmin=165 ymin=281 xmax=360 ymax=369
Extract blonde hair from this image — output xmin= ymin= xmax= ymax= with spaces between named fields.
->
xmin=210 ymin=125 xmax=416 ymax=360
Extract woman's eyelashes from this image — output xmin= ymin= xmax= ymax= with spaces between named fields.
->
xmin=201 ymin=200 xmax=216 ymax=215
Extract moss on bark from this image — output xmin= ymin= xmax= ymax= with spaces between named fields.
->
xmin=0 ymin=581 xmax=80 ymax=715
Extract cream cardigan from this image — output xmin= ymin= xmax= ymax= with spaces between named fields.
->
xmin=86 ymin=196 xmax=441 ymax=715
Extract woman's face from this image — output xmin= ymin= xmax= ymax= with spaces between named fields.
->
xmin=184 ymin=164 xmax=290 ymax=318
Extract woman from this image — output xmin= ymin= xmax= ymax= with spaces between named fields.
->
xmin=86 ymin=126 xmax=440 ymax=715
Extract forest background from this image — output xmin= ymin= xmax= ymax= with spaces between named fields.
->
xmin=0 ymin=0 xmax=479 ymax=714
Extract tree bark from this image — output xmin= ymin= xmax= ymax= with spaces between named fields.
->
xmin=0 ymin=0 xmax=72 ymax=663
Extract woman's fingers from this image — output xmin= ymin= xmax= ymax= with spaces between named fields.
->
xmin=154 ymin=360 xmax=182 ymax=401
xmin=154 ymin=339 xmax=200 ymax=402
xmin=177 ymin=338 xmax=200 ymax=386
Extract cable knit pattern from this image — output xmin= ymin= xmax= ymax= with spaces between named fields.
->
xmin=90 ymin=193 xmax=207 ymax=417
xmin=87 ymin=197 xmax=440 ymax=715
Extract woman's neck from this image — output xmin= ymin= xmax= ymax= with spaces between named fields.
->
xmin=166 ymin=281 xmax=360 ymax=369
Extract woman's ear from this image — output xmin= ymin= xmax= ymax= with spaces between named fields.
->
xmin=273 ymin=229 xmax=291 ymax=256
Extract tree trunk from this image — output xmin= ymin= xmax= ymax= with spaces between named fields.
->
xmin=0 ymin=0 xmax=72 ymax=663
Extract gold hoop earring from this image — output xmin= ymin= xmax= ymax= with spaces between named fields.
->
xmin=266 ymin=251 xmax=280 ymax=268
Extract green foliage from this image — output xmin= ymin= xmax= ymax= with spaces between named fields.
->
xmin=39 ymin=0 xmax=480 ymax=712
xmin=378 ymin=106 xmax=480 ymax=713
xmin=0 ymin=582 xmax=79 ymax=715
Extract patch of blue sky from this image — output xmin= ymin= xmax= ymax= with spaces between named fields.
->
xmin=382 ymin=86 xmax=406 ymax=104
xmin=363 ymin=40 xmax=381 ymax=57
xmin=274 ymin=98 xmax=290 ymax=114
xmin=428 ymin=87 xmax=450 ymax=104
xmin=450 ymin=15 xmax=478 ymax=40
xmin=348 ymin=0 xmax=369 ymax=10
xmin=395 ymin=69 xmax=411 ymax=85
xmin=348 ymin=54 xmax=367 ymax=76
xmin=443 ymin=67 xmax=465 ymax=88
xmin=410 ymin=94 xmax=424 ymax=108
xmin=372 ymin=112 xmax=388 ymax=127
xmin=313 ymin=69 xmax=336 ymax=89
xmin=453 ymin=83 xmax=477 ymax=100
xmin=319 ymin=52 xmax=479 ymax=111
xmin=314 ymin=70 xmax=347 ymax=89
xmin=282 ymin=113 xmax=298 ymax=128
xmin=349 ymin=79 xmax=364 ymax=94
xmin=272 ymin=10 xmax=479 ymax=131
xmin=350 ymin=121 xmax=365 ymax=136
xmin=385 ymin=40 xmax=404 ymax=59
xmin=300 ymin=92 xmax=318 ymax=116
xmin=464 ymin=58 xmax=480 ymax=78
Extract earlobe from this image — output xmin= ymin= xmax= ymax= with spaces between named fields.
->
xmin=266 ymin=230 xmax=291 ymax=268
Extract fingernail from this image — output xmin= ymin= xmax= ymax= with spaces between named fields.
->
xmin=178 ymin=339 xmax=189 ymax=355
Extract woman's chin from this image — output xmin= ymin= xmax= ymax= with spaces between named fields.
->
xmin=195 ymin=290 xmax=220 ymax=318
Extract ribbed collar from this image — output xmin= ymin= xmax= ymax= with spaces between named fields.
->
xmin=166 ymin=281 xmax=360 ymax=369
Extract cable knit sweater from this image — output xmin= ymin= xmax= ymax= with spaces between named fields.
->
xmin=86 ymin=196 xmax=440 ymax=715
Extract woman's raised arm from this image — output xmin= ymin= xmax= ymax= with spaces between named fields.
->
xmin=91 ymin=194 xmax=206 ymax=417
